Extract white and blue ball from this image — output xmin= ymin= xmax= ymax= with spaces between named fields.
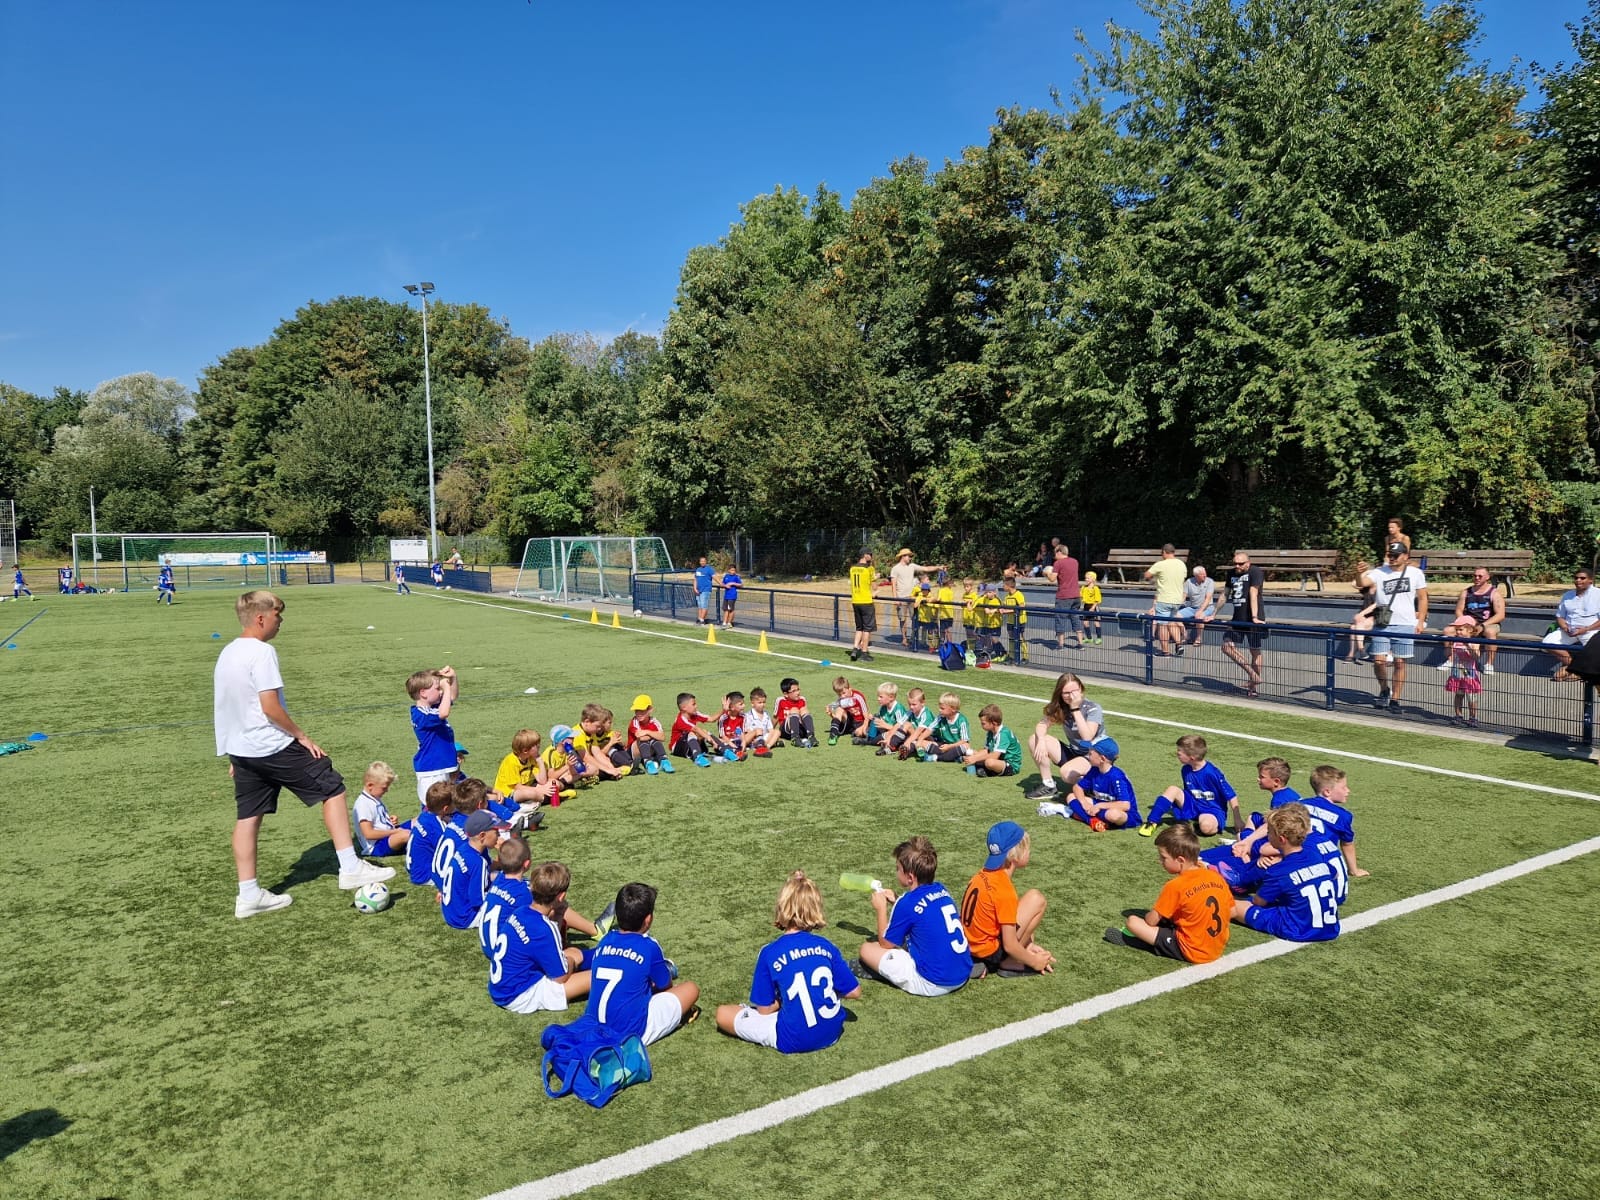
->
xmin=352 ymin=881 xmax=392 ymax=914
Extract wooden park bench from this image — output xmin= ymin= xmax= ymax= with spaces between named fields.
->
xmin=1411 ymin=549 xmax=1534 ymax=597
xmin=1239 ymin=549 xmax=1340 ymax=592
xmin=1089 ymin=548 xmax=1191 ymax=585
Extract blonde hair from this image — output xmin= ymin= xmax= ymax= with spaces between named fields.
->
xmin=406 ymin=669 xmax=440 ymax=700
xmin=363 ymin=761 xmax=397 ymax=789
xmin=773 ymin=870 xmax=827 ymax=932
xmin=938 ymin=692 xmax=961 ymax=710
xmin=235 ymin=590 xmax=282 ymax=623
xmin=1265 ymin=803 xmax=1311 ymax=847
xmin=877 ymin=681 xmax=899 ymax=699
xmin=1309 ymin=764 xmax=1347 ymax=795
xmin=907 ymin=687 xmax=926 ymax=703
xmin=1176 ymin=733 xmax=1208 ymax=758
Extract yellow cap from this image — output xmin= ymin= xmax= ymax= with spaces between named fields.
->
xmin=632 ymin=694 xmax=652 ymax=710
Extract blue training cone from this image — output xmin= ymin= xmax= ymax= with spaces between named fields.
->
xmin=3 ymin=643 xmax=14 ymax=650
xmin=27 ymin=732 xmax=47 ymax=741
xmin=211 ymin=632 xmax=221 ymax=639
xmin=820 ymin=659 xmax=831 ymax=666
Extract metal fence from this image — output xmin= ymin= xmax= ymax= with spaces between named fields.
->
xmin=632 ymin=576 xmax=1596 ymax=747
xmin=362 ymin=560 xmax=494 ymax=594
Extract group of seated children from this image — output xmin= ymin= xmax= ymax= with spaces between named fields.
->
xmin=818 ymin=676 xmax=1025 ymax=777
xmin=1101 ymin=754 xmax=1369 ymax=959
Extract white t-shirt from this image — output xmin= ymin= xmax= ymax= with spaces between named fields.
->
xmin=1368 ymin=564 xmax=1427 ymax=628
xmin=1556 ymin=586 xmax=1600 ymax=643
xmin=353 ymin=790 xmax=399 ymax=855
xmin=213 ymin=636 xmax=294 ymax=758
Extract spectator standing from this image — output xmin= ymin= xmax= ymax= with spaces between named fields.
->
xmin=889 ymin=548 xmax=942 ymax=646
xmin=1179 ymin=566 xmax=1219 ymax=647
xmin=1444 ymin=568 xmax=1505 ymax=674
xmin=1144 ymin=544 xmax=1188 ymax=657
xmin=1044 ymin=545 xmax=1084 ymax=651
xmin=1544 ymin=569 xmax=1600 ymax=682
xmin=693 ymin=556 xmax=715 ymax=625
xmin=1365 ymin=542 xmax=1428 ymax=712
xmin=1220 ymin=550 xmax=1267 ymax=697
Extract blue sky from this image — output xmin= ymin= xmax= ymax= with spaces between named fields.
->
xmin=0 ymin=0 xmax=1588 ymax=397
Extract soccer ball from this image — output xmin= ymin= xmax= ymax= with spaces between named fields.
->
xmin=352 ymin=881 xmax=392 ymax=914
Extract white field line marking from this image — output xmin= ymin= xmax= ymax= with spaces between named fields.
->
xmin=402 ymin=588 xmax=1600 ymax=803
xmin=486 ymin=833 xmax=1600 ymax=1200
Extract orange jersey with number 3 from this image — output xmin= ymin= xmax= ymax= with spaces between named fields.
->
xmin=1154 ymin=866 xmax=1233 ymax=963
xmin=960 ymin=868 xmax=1019 ymax=960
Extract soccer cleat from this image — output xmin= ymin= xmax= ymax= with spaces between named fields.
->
xmin=965 ymin=764 xmax=978 ymax=775
xmin=615 ymin=764 xmax=633 ymax=777
xmin=723 ymin=748 xmax=740 ymax=763
xmin=659 ymin=759 xmax=676 ymax=774
xmin=235 ymin=889 xmax=293 ymax=919
xmin=968 ymin=961 xmax=989 ymax=982
xmin=1022 ymin=783 xmax=1058 ymax=802
xmin=664 ymin=957 xmax=680 ymax=981
xmin=1137 ymin=822 xmax=1156 ymax=837
xmin=338 ymin=860 xmax=396 ymax=890
xmin=645 ymin=760 xmax=660 ymax=776
xmin=1036 ymin=801 xmax=1069 ymax=818
xmin=509 ymin=809 xmax=545 ymax=834
xmin=827 ymin=735 xmax=838 ymax=746
xmin=556 ymin=789 xmax=576 ymax=804
xmin=1103 ymin=926 xmax=1132 ymax=947
xmin=875 ymin=746 xmax=888 ymax=756
xmin=694 ymin=753 xmax=712 ymax=768
xmin=594 ymin=900 xmax=617 ymax=939
xmin=851 ymin=736 xmax=870 ymax=746
xmin=752 ymin=745 xmax=771 ymax=757
xmin=858 ymin=651 xmax=874 ymax=661
xmin=1089 ymin=817 xmax=1108 ymax=833
xmin=847 ymin=649 xmax=859 ymax=661
xmin=681 ymin=1003 xmax=702 ymax=1028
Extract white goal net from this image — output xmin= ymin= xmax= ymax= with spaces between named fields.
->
xmin=512 ymin=536 xmax=673 ymax=604
xmin=71 ymin=532 xmax=278 ymax=592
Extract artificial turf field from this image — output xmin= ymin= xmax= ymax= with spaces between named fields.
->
xmin=2 ymin=584 xmax=1598 ymax=1200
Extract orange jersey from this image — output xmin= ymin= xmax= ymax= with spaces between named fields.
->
xmin=961 ymin=868 xmax=1019 ymax=961
xmin=1153 ymin=866 xmax=1233 ymax=963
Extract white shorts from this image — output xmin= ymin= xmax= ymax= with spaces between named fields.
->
xmin=641 ymin=991 xmax=685 ymax=1045
xmin=503 ymin=975 xmax=570 ymax=1014
xmin=874 ymin=948 xmax=962 ymax=997
xmin=1543 ymin=628 xmax=1595 ymax=648
xmin=731 ymin=1005 xmax=780 ymax=1049
xmin=416 ymin=767 xmax=456 ymax=804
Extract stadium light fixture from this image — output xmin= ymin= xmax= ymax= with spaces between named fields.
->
xmin=402 ymin=282 xmax=439 ymax=562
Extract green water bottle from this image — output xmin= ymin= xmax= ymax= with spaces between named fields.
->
xmin=839 ymin=872 xmax=884 ymax=894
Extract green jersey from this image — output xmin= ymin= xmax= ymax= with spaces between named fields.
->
xmin=933 ymin=712 xmax=970 ymax=746
xmin=876 ymin=701 xmax=909 ymax=728
xmin=986 ymin=723 xmax=1023 ymax=774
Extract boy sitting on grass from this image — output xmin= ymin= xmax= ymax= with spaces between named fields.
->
xmin=921 ymin=692 xmax=972 ymax=763
xmin=482 ymin=844 xmax=597 ymax=1014
xmin=960 ymin=821 xmax=1055 ymax=976
xmin=1105 ymin=823 xmax=1233 ymax=963
xmin=858 ymin=836 xmax=976 ymax=995
xmin=1140 ymin=733 xmax=1235 ymax=837
xmin=671 ymin=692 xmax=736 ymax=766
xmin=1042 ymin=736 xmax=1140 ymax=830
xmin=963 ymin=703 xmax=1022 ymax=778
xmin=868 ymin=682 xmax=909 ymax=753
xmin=586 ymin=883 xmax=701 ymax=1046
xmin=1231 ymin=804 xmax=1341 ymax=943
xmin=410 ymin=780 xmax=455 ymax=888
xmin=775 ymin=678 xmax=817 ymax=748
xmin=491 ymin=729 xmax=571 ymax=809
xmin=353 ymin=760 xmax=411 ymax=858
xmin=826 ymin=676 xmax=870 ymax=746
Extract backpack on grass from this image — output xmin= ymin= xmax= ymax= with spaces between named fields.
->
xmin=540 ymin=1018 xmax=652 ymax=1109
xmin=938 ymin=640 xmax=968 ymax=671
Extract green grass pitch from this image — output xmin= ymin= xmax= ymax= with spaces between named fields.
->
xmin=2 ymin=586 xmax=1598 ymax=1200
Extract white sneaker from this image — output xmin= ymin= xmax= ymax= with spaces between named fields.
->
xmin=1036 ymin=801 xmax=1070 ymax=818
xmin=1436 ymin=661 xmax=1450 ymax=670
xmin=338 ymin=860 xmax=396 ymax=890
xmin=1484 ymin=663 xmax=1495 ymax=674
xmin=235 ymin=889 xmax=293 ymax=919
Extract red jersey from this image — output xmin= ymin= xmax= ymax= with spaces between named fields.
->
xmin=718 ymin=710 xmax=744 ymax=743
xmin=627 ymin=715 xmax=663 ymax=748
xmin=670 ymin=711 xmax=712 ymax=745
xmin=775 ymin=694 xmax=809 ymax=726
xmin=835 ymin=690 xmax=868 ymax=723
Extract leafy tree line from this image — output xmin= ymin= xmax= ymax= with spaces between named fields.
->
xmin=4 ymin=0 xmax=1599 ymax=571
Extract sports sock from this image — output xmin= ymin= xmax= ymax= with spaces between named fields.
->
xmin=335 ymin=846 xmax=361 ymax=871
xmin=239 ymin=879 xmax=262 ymax=900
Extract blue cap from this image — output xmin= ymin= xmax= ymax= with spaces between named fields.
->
xmin=984 ymin=820 xmax=1027 ymax=870
xmin=454 ymin=741 xmax=469 ymax=755
xmin=1089 ymin=736 xmax=1119 ymax=759
xmin=550 ymin=724 xmax=574 ymax=746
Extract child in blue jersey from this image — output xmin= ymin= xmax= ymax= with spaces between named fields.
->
xmin=1230 ymin=804 xmax=1340 ymax=942
xmin=715 ymin=871 xmax=862 ymax=1052
xmin=156 ymin=562 xmax=175 ymax=604
xmin=586 ymin=882 xmax=700 ymax=1046
xmin=58 ymin=566 xmax=73 ymax=594
xmin=394 ymin=563 xmax=411 ymax=594
xmin=720 ymin=568 xmax=742 ymax=628
xmin=481 ymin=846 xmax=595 ymax=1013
xmin=407 ymin=665 xmax=459 ymax=804
xmin=13 ymin=567 xmax=32 ymax=600
xmin=1039 ymin=737 xmax=1140 ymax=830
xmin=410 ymin=780 xmax=455 ymax=886
xmin=857 ymin=837 xmax=975 ymax=996
xmin=1140 ymin=733 xmax=1235 ymax=836
xmin=965 ymin=703 xmax=1024 ymax=777
xmin=352 ymin=761 xmax=412 ymax=857
xmin=1228 ymin=757 xmax=1305 ymax=862
xmin=1301 ymin=764 xmax=1367 ymax=887
xmin=437 ymin=809 xmax=503 ymax=930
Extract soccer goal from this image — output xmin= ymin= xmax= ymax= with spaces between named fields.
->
xmin=71 ymin=532 xmax=278 ymax=593
xmin=512 ymin=536 xmax=673 ymax=604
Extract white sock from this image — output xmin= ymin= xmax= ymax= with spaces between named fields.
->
xmin=1039 ymin=780 xmax=1057 ymax=792
xmin=239 ymin=879 xmax=261 ymax=900
xmin=336 ymin=846 xmax=361 ymax=871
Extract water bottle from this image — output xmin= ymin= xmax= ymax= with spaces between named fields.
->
xmin=839 ymin=872 xmax=883 ymax=893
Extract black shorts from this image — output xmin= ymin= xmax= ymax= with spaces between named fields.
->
xmin=1146 ymin=925 xmax=1190 ymax=961
xmin=853 ymin=602 xmax=877 ymax=633
xmin=230 ymin=742 xmax=345 ymax=820
xmin=977 ymin=947 xmax=1006 ymax=972
xmin=1222 ymin=618 xmax=1263 ymax=649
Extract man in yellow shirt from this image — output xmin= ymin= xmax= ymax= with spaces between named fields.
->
xmin=849 ymin=551 xmax=879 ymax=662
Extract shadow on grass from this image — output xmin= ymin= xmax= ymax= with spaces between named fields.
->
xmin=266 ymin=839 xmax=340 ymax=894
xmin=0 ymin=1108 xmax=72 ymax=1161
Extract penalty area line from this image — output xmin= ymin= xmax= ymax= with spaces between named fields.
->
xmin=486 ymin=834 xmax=1600 ymax=1200
xmin=411 ymin=589 xmax=1600 ymax=804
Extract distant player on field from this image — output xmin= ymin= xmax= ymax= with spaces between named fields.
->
xmin=157 ymin=561 xmax=175 ymax=605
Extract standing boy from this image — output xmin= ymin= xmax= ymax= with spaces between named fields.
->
xmin=408 ymin=666 xmax=460 ymax=804
xmin=848 ymin=551 xmax=878 ymax=662
xmin=213 ymin=590 xmax=392 ymax=919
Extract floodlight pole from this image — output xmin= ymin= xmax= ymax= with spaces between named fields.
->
xmin=403 ymin=282 xmax=439 ymax=563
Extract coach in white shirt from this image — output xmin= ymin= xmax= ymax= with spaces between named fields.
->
xmin=1545 ymin=568 xmax=1600 ymax=682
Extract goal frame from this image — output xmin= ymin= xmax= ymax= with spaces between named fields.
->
xmin=70 ymin=531 xmax=279 ymax=593
xmin=511 ymin=536 xmax=673 ymax=604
